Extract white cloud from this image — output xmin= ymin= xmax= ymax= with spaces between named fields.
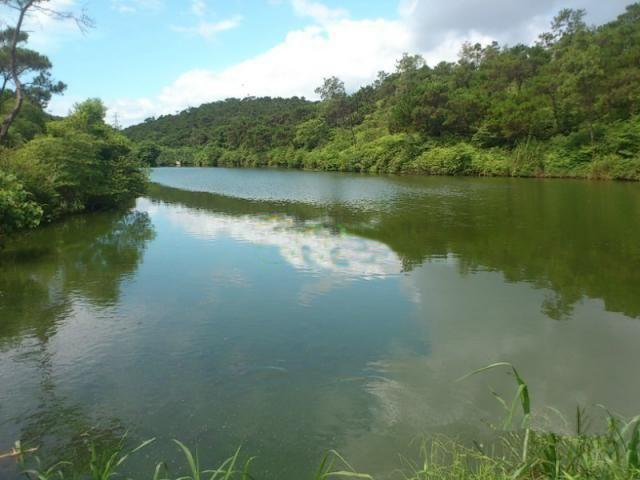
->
xmin=171 ymin=15 xmax=242 ymax=39
xmin=101 ymin=0 xmax=632 ymax=126
xmin=111 ymin=1 xmax=136 ymax=14
xmin=400 ymin=0 xmax=630 ymax=50
xmin=110 ymin=16 xmax=412 ymax=125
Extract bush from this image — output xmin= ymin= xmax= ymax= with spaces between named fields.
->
xmin=0 ymin=171 xmax=42 ymax=242
xmin=409 ymin=143 xmax=477 ymax=175
xmin=590 ymin=154 xmax=640 ymax=180
xmin=218 ymin=149 xmax=245 ymax=167
xmin=2 ymin=99 xmax=148 ymax=228
xmin=352 ymin=133 xmax=415 ymax=173
xmin=131 ymin=141 xmax=162 ymax=167
xmin=509 ymin=139 xmax=546 ymax=176
xmin=469 ymin=149 xmax=510 ymax=176
xmin=599 ymin=116 xmax=640 ymax=158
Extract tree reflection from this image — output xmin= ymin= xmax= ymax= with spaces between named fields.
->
xmin=147 ymin=180 xmax=640 ymax=320
xmin=0 ymin=209 xmax=154 ymax=479
xmin=0 ymin=210 xmax=155 ymax=345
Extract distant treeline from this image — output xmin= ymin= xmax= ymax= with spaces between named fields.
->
xmin=124 ymin=3 xmax=640 ymax=180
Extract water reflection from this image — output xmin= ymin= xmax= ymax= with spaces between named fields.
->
xmin=148 ymin=178 xmax=640 ymax=320
xmin=161 ymin=207 xmax=402 ymax=278
xmin=0 ymin=210 xmax=155 ymax=479
xmin=1 ymin=172 xmax=639 ymax=480
xmin=0 ymin=211 xmax=155 ymax=345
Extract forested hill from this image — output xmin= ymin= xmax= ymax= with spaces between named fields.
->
xmin=124 ymin=97 xmax=317 ymax=149
xmin=123 ymin=3 xmax=640 ymax=180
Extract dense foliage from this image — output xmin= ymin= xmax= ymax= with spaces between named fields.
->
xmin=0 ymin=99 xmax=148 ymax=241
xmin=125 ymin=4 xmax=640 ymax=180
xmin=0 ymin=169 xmax=41 ymax=241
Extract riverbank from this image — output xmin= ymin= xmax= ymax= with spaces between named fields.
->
xmin=149 ymin=135 xmax=640 ymax=181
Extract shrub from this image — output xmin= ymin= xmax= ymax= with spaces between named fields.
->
xmin=599 ymin=116 xmax=640 ymax=158
xmin=590 ymin=154 xmax=640 ymax=180
xmin=353 ymin=133 xmax=415 ymax=173
xmin=131 ymin=141 xmax=162 ymax=167
xmin=2 ymin=99 xmax=148 ymax=226
xmin=0 ymin=171 xmax=42 ymax=242
xmin=409 ymin=143 xmax=476 ymax=175
xmin=509 ymin=139 xmax=546 ymax=177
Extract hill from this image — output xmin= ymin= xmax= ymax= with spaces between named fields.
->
xmin=123 ymin=3 xmax=640 ymax=180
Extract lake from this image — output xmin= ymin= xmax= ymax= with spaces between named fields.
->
xmin=1 ymin=167 xmax=639 ymax=479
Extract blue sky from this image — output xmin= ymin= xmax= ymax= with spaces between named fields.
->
xmin=3 ymin=0 xmax=631 ymax=125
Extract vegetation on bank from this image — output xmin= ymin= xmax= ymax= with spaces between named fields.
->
xmin=125 ymin=4 xmax=640 ymax=181
xmin=0 ymin=99 xmax=148 ymax=244
xmin=8 ymin=363 xmax=640 ymax=480
xmin=0 ymin=2 xmax=146 ymax=243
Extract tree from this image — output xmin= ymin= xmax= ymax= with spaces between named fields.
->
xmin=0 ymin=0 xmax=92 ymax=143
xmin=293 ymin=117 xmax=330 ymax=150
xmin=120 ymin=3 xmax=640 ymax=179
xmin=7 ymin=99 xmax=147 ymax=219
xmin=314 ymin=76 xmax=363 ymax=143
xmin=538 ymin=8 xmax=587 ymax=48
xmin=132 ymin=141 xmax=162 ymax=167
xmin=0 ymin=27 xmax=26 ymax=98
xmin=396 ymin=52 xmax=426 ymax=74
xmin=0 ymin=28 xmax=66 ymax=109
xmin=314 ymin=76 xmax=345 ymax=101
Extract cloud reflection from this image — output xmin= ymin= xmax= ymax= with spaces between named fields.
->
xmin=161 ymin=205 xmax=403 ymax=278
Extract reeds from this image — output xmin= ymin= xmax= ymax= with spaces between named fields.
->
xmin=15 ymin=363 xmax=640 ymax=480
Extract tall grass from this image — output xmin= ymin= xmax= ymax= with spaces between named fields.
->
xmin=13 ymin=363 xmax=640 ymax=479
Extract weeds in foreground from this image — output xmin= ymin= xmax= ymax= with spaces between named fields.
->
xmin=152 ymin=441 xmax=253 ymax=480
xmin=88 ymin=434 xmax=155 ymax=480
xmin=11 ymin=362 xmax=640 ymax=479
xmin=314 ymin=450 xmax=373 ymax=480
xmin=459 ymin=362 xmax=640 ymax=480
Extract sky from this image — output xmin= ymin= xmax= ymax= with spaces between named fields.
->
xmin=1 ymin=0 xmax=632 ymax=126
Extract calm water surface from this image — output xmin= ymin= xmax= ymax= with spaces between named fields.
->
xmin=1 ymin=167 xmax=639 ymax=478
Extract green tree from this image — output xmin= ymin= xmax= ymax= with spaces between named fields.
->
xmin=293 ymin=117 xmax=331 ymax=150
xmin=132 ymin=141 xmax=162 ymax=167
xmin=0 ymin=28 xmax=66 ymax=109
xmin=0 ymin=169 xmax=41 ymax=243
xmin=314 ymin=76 xmax=345 ymax=101
xmin=7 ymin=99 xmax=147 ymax=220
xmin=0 ymin=0 xmax=91 ymax=143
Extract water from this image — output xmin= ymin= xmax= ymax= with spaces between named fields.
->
xmin=1 ymin=167 xmax=639 ymax=478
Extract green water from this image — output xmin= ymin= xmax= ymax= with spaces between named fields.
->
xmin=1 ymin=168 xmax=639 ymax=479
